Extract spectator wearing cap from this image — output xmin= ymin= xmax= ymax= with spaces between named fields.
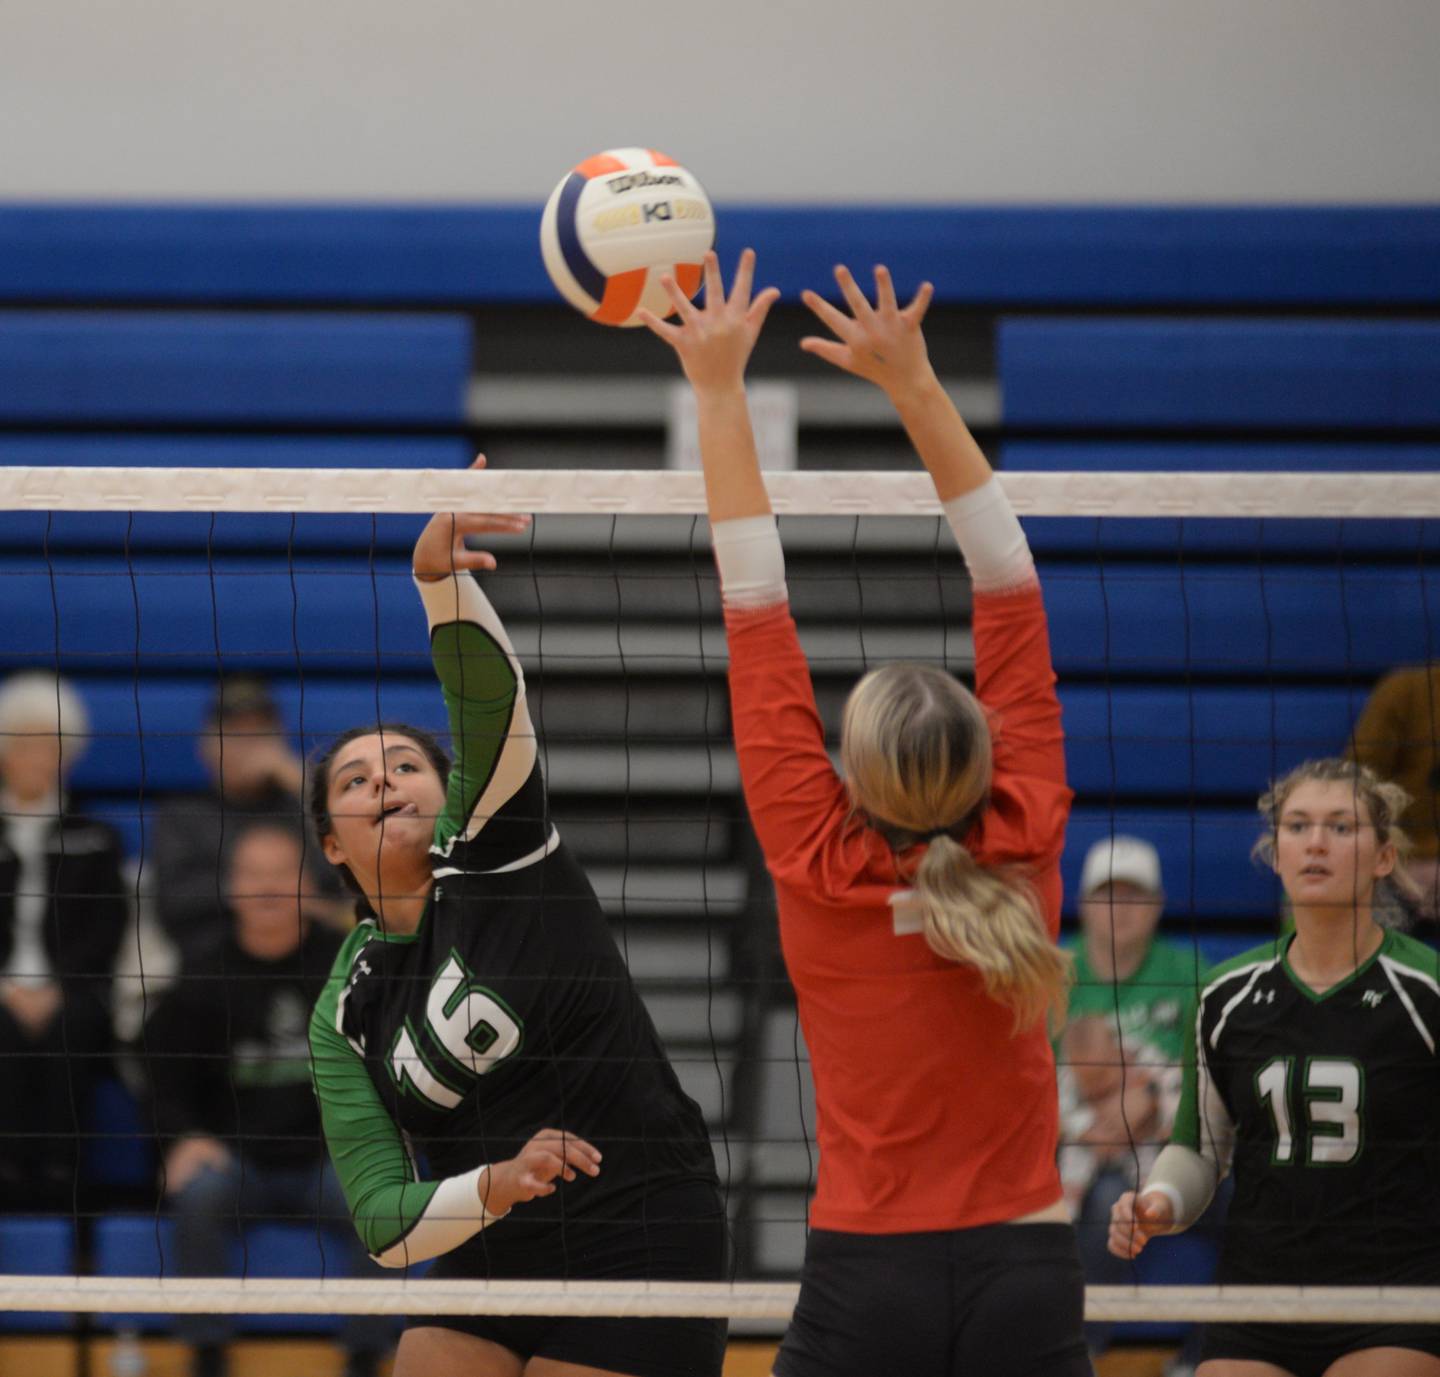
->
xmin=1056 ymin=836 xmax=1199 ymax=1362
xmin=0 ymin=670 xmax=128 ymax=1206
xmin=152 ymin=675 xmax=343 ymax=964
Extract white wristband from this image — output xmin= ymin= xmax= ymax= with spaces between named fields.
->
xmin=711 ymin=514 xmax=788 ymax=609
xmin=942 ymin=476 xmax=1036 ymax=593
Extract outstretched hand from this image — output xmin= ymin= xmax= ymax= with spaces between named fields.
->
xmin=801 ymin=264 xmax=936 ymax=402
xmin=638 ymin=249 xmax=780 ymax=393
xmin=482 ymin=1127 xmax=603 ymax=1216
xmin=412 ymin=456 xmax=532 ymax=580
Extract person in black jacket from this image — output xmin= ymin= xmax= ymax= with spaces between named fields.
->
xmin=0 ymin=670 xmax=128 ymax=1207
xmin=152 ymin=674 xmax=346 ymax=965
xmin=144 ymin=820 xmax=390 ymax=1377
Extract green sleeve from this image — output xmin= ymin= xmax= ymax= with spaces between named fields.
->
xmin=309 ymin=973 xmax=442 ymax=1257
xmin=1168 ymin=994 xmax=1201 ymax=1151
xmin=415 ymin=575 xmax=542 ymax=858
xmin=430 ymin=617 xmax=520 ymax=847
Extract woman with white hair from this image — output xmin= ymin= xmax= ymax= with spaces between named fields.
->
xmin=0 ymin=669 xmax=128 ymax=1206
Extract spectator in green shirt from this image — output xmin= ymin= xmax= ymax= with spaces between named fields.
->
xmin=1058 ymin=836 xmax=1201 ymax=1364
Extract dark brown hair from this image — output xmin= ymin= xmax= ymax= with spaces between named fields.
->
xmin=307 ymin=722 xmax=451 ymax=908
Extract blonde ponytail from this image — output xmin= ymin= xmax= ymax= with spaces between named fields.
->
xmin=916 ymin=836 xmax=1072 ymax=1033
xmin=841 ymin=661 xmax=1071 ymax=1033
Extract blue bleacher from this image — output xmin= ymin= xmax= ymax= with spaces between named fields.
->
xmin=1040 ymin=563 xmax=1439 ymax=677
xmin=0 ymin=313 xmax=473 ymax=424
xmin=1000 ymin=319 xmax=1440 ymax=428
xmin=1 ymin=557 xmax=432 ymax=672
xmin=1060 ymin=684 xmax=1368 ymax=799
xmin=61 ymin=680 xmax=1367 ymax=802
xmin=75 ymin=676 xmax=448 ymax=792
xmin=1063 ymin=807 xmax=1283 ymax=923
xmin=2 ymin=206 xmax=1438 ymax=305
xmin=3 ymin=557 xmax=1432 ymax=677
xmin=93 ymin=1214 xmax=369 ymax=1334
xmin=82 ymin=1077 xmax=157 ymax=1194
xmin=0 ymin=1217 xmax=75 ymax=1332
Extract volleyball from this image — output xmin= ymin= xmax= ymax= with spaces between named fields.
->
xmin=539 ymin=148 xmax=715 ymax=328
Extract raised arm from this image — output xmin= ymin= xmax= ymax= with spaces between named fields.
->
xmin=803 ymin=265 xmax=1065 ymax=812
xmin=801 ymin=264 xmax=985 ymax=503
xmin=640 ymin=250 xmax=778 ymax=524
xmin=642 ymin=254 xmax=1060 ymax=874
xmin=800 ymin=263 xmax=1036 ymax=601
xmin=410 ymin=491 xmax=546 ymax=864
xmin=641 ymin=254 xmax=849 ymax=874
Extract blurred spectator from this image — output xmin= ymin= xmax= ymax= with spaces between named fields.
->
xmin=153 ymin=674 xmax=343 ymax=964
xmin=143 ymin=821 xmax=389 ymax=1377
xmin=1348 ymin=663 xmax=1440 ymax=922
xmin=0 ymin=670 xmax=128 ymax=1206
xmin=1057 ymin=836 xmax=1196 ymax=1362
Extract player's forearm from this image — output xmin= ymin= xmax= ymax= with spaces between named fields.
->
xmin=1141 ymin=1143 xmax=1219 ymax=1231
xmin=350 ymin=1164 xmax=508 ymax=1267
xmin=887 ymin=374 xmax=993 ymax=504
xmin=693 ymin=384 xmax=772 ymax=523
xmin=312 ymin=1007 xmax=509 ymax=1266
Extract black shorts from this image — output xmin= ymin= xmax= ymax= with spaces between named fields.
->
xmin=405 ymin=1180 xmax=728 ymax=1377
xmin=1202 ymin=1320 xmax=1440 ymax=1377
xmin=775 ymin=1222 xmax=1091 ymax=1377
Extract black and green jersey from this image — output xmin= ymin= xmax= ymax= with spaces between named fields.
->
xmin=1173 ymin=930 xmax=1440 ymax=1286
xmin=309 ymin=574 xmax=716 ymax=1271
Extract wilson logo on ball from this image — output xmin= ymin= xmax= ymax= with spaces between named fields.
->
xmin=539 ymin=148 xmax=715 ymax=328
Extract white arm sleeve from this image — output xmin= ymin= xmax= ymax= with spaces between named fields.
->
xmin=1142 ymin=1033 xmax=1236 ymax=1232
xmin=414 ymin=571 xmax=524 ymax=668
xmin=1141 ymin=1144 xmax=1220 ymax=1232
xmin=942 ymin=476 xmax=1036 ymax=593
xmin=711 ymin=514 xmax=788 ymax=609
xmin=370 ymin=1165 xmax=509 ymax=1269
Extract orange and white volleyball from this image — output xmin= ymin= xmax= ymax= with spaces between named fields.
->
xmin=539 ymin=148 xmax=715 ymax=328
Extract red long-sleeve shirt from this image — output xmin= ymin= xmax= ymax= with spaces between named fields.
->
xmin=725 ymin=581 xmax=1072 ymax=1232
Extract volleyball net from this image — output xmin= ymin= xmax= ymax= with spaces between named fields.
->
xmin=0 ymin=464 xmax=1437 ymax=1329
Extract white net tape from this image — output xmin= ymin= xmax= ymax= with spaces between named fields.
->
xmin=1 ymin=466 xmax=1437 ymax=517
xmin=0 ymin=1279 xmax=1437 ymax=1324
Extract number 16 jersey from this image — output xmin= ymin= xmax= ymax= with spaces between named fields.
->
xmin=309 ymin=573 xmax=716 ymax=1272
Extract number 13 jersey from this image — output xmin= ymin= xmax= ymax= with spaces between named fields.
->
xmin=1174 ymin=931 xmax=1440 ymax=1286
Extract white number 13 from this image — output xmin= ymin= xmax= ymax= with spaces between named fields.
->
xmin=1257 ymin=1056 xmax=1362 ymax=1166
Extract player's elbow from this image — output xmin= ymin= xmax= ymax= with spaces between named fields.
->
xmin=350 ymin=1199 xmax=408 ymax=1262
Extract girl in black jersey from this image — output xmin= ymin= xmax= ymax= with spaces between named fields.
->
xmin=1110 ymin=758 xmax=1440 ymax=1377
xmin=307 ymin=483 xmax=725 ymax=1377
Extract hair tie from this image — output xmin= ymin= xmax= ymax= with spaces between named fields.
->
xmin=921 ymin=827 xmax=953 ymax=843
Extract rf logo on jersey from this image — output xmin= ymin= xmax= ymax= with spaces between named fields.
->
xmin=388 ymin=950 xmax=525 ymax=1110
